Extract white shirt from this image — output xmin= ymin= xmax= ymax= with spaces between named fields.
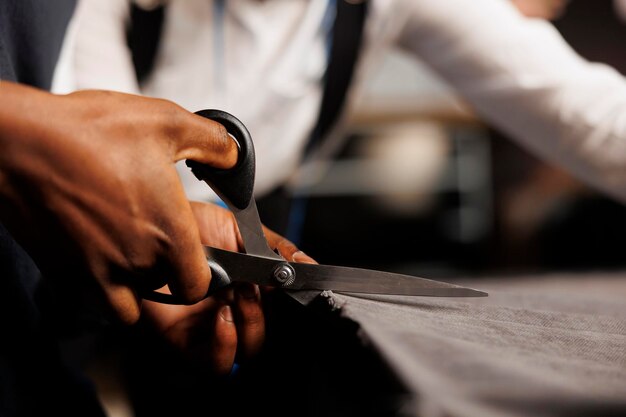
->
xmin=58 ymin=0 xmax=626 ymax=205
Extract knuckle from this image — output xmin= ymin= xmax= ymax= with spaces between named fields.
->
xmin=149 ymin=98 xmax=187 ymax=140
xmin=162 ymin=102 xmax=187 ymax=135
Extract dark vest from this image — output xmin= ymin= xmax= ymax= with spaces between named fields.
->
xmin=0 ymin=0 xmax=75 ymax=88
xmin=0 ymin=2 xmax=107 ymax=415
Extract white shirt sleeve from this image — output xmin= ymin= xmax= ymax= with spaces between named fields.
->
xmin=397 ymin=0 xmax=626 ymax=204
xmin=72 ymin=0 xmax=140 ymax=94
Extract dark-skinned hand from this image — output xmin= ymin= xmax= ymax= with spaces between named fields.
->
xmin=142 ymin=201 xmax=316 ymax=375
xmin=0 ymin=81 xmax=237 ymax=324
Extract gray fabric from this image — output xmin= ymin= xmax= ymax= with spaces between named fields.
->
xmin=308 ymin=272 xmax=626 ymax=417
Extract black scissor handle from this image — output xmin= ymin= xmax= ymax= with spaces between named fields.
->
xmin=143 ymin=109 xmax=254 ymax=304
xmin=186 ymin=109 xmax=256 ymax=211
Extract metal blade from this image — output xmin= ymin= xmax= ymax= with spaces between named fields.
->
xmin=289 ymin=262 xmax=487 ymax=297
xmin=230 ymin=200 xmax=282 ymax=260
xmin=206 ymin=247 xmax=487 ymax=297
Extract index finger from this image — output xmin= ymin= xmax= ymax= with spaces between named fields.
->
xmin=263 ymin=226 xmax=318 ymax=264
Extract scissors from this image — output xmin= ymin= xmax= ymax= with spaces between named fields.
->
xmin=144 ymin=109 xmax=487 ymax=304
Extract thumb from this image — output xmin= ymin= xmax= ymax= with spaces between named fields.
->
xmin=171 ymin=111 xmax=237 ymax=169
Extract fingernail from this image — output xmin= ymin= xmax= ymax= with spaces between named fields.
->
xmin=292 ymin=250 xmax=316 ymax=264
xmin=220 ymin=305 xmax=234 ymax=322
xmin=237 ymin=283 xmax=260 ymax=301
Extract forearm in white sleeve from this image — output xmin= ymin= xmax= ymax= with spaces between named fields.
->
xmin=397 ymin=0 xmax=626 ymax=204
xmin=72 ymin=0 xmax=140 ymax=94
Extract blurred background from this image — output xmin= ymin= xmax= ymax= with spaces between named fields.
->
xmin=289 ymin=0 xmax=626 ymax=279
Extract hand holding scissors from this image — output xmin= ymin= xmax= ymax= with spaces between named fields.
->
xmin=144 ymin=109 xmax=487 ymax=304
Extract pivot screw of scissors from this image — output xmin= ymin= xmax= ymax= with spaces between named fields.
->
xmin=273 ymin=263 xmax=296 ymax=287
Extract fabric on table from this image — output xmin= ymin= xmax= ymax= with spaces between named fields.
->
xmin=300 ymin=272 xmax=626 ymax=417
xmin=121 ymin=272 xmax=626 ymax=417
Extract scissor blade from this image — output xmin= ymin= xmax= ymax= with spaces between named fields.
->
xmin=206 ymin=247 xmax=487 ymax=297
xmin=290 ymin=262 xmax=487 ymax=297
xmin=230 ymin=200 xmax=282 ymax=260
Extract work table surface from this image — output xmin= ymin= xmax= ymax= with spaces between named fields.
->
xmin=123 ymin=271 xmax=626 ymax=417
